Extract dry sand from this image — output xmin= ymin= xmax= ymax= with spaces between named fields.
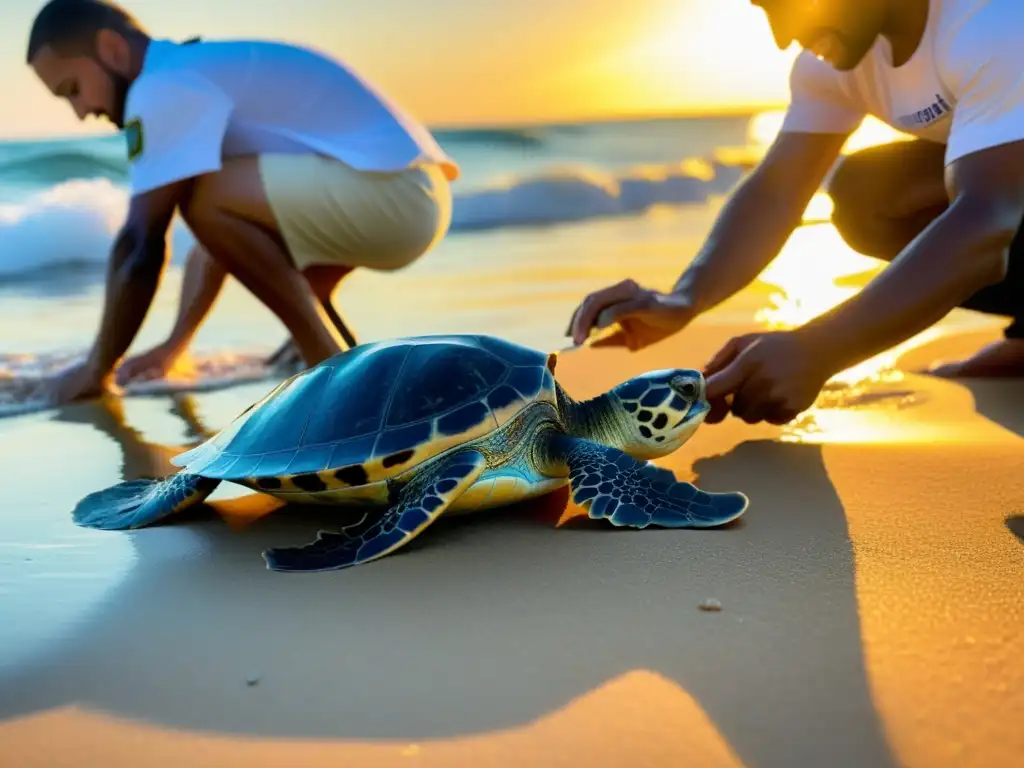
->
xmin=1 ymin=319 xmax=1022 ymax=768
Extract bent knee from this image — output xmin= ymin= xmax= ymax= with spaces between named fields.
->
xmin=826 ymin=157 xmax=919 ymax=258
xmin=826 ymin=160 xmax=882 ymax=254
xmin=830 ymin=205 xmax=910 ymax=260
xmin=825 ymin=154 xmax=865 ymax=214
xmin=179 ymin=172 xmax=225 ymax=230
xmin=179 ymin=158 xmax=275 ymax=232
xmin=826 ymin=142 xmax=949 ymax=257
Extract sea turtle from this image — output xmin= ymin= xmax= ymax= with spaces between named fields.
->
xmin=72 ymin=334 xmax=749 ymax=572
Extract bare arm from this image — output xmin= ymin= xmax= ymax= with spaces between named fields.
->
xmin=566 ymin=130 xmax=850 ymax=347
xmin=673 ymin=130 xmax=849 ymax=313
xmin=85 ymin=179 xmax=190 ymax=379
xmin=796 ymin=139 xmax=1024 ymax=371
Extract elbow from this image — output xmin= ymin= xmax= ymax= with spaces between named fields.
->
xmin=982 ymin=248 xmax=1010 ymax=285
xmin=972 ymin=232 xmax=1011 ymax=290
xmin=949 ymin=195 xmax=1019 ymax=286
xmin=969 ymin=251 xmax=1011 ymax=296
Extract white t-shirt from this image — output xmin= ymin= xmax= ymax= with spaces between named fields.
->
xmin=122 ymin=37 xmax=459 ymax=195
xmin=780 ymin=0 xmax=1024 ymax=166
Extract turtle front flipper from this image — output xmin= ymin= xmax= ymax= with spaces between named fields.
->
xmin=73 ymin=473 xmax=221 ymax=530
xmin=263 ymin=449 xmax=488 ymax=572
xmin=541 ymin=431 xmax=748 ymax=528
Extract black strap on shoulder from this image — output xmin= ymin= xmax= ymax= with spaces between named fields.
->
xmin=182 ymin=36 xmax=203 ymax=45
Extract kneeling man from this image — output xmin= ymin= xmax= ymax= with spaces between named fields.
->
xmin=28 ymin=0 xmax=458 ymax=403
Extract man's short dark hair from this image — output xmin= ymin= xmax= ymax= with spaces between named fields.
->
xmin=27 ymin=0 xmax=146 ymax=64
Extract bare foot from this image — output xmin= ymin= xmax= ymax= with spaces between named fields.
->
xmin=266 ymin=338 xmax=303 ymax=371
xmin=926 ymin=338 xmax=1024 ymax=378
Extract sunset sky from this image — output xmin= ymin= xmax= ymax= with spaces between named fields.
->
xmin=2 ymin=0 xmax=800 ymax=138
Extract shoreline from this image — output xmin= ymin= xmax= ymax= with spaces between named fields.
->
xmin=1 ymin=315 xmax=1021 ymax=767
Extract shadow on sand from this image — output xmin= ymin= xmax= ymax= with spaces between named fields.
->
xmin=958 ymin=380 xmax=1024 ymax=542
xmin=0 ymin=396 xmax=896 ymax=768
xmin=958 ymin=380 xmax=1024 ymax=440
xmin=895 ymin=326 xmax=1024 ymax=440
xmin=896 ymin=329 xmax=1024 ymax=542
xmin=1007 ymin=516 xmax=1024 ymax=545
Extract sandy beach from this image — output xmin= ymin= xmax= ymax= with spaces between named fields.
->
xmin=0 ymin=111 xmax=1022 ymax=767
xmin=1 ymin=296 xmax=1022 ymax=767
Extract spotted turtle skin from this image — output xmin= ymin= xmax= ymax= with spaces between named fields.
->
xmin=170 ymin=335 xmax=558 ymax=505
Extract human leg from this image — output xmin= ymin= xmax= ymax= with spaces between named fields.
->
xmin=827 ymin=138 xmax=949 ymax=259
xmin=929 ymin=232 xmax=1024 ymax=377
xmin=258 ymin=153 xmax=451 ymax=276
xmin=267 ymin=265 xmax=358 ymax=369
xmin=304 ymin=265 xmax=358 ymax=347
xmin=117 ymin=243 xmax=227 ymax=383
xmin=178 ymin=157 xmax=347 ymax=367
xmin=256 ymin=152 xmax=452 ymax=367
xmin=827 ymin=139 xmax=1024 ymax=376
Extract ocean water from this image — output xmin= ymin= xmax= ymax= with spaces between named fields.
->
xmin=1 ymin=112 xmax=1019 ymax=764
xmin=0 ymin=114 xmax=757 ymax=271
xmin=0 ymin=111 xmax=1007 ymax=685
xmin=0 ymin=112 xmax=777 ymax=669
xmin=0 ymin=111 xmax=1001 ymax=408
xmin=0 ymin=114 xmax=769 ymax=410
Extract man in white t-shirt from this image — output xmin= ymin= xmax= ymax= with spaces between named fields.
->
xmin=27 ymin=0 xmax=459 ymax=405
xmin=568 ymin=0 xmax=1024 ymax=426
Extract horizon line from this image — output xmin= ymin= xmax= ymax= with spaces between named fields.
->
xmin=0 ymin=103 xmax=789 ymax=143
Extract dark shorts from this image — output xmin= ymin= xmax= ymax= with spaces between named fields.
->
xmin=828 ymin=138 xmax=1023 ymax=339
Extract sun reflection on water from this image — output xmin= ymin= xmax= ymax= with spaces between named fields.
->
xmin=755 ymin=217 xmax=945 ymax=388
xmin=748 ymin=185 xmax=952 ymax=444
xmin=748 ymin=110 xmax=915 ymax=155
xmin=734 ymin=106 xmax=965 ymax=443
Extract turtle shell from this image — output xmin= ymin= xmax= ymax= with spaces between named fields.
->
xmin=171 ymin=335 xmax=557 ymax=492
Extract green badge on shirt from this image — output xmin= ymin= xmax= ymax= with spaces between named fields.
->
xmin=124 ymin=118 xmax=144 ymax=161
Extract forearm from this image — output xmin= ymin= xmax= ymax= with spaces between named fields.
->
xmin=87 ymin=228 xmax=168 ymax=375
xmin=798 ymin=199 xmax=1013 ymax=370
xmin=165 ymin=244 xmax=227 ymax=351
xmin=672 ymin=171 xmax=816 ymax=312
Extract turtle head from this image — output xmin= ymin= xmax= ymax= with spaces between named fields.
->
xmin=609 ymin=368 xmax=709 ymax=458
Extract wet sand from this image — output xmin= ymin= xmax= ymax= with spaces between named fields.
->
xmin=1 ymin=311 xmax=1021 ymax=767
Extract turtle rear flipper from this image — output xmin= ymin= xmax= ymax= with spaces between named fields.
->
xmin=263 ymin=449 xmax=488 ymax=572
xmin=73 ymin=473 xmax=221 ymax=530
xmin=543 ymin=432 xmax=748 ymax=528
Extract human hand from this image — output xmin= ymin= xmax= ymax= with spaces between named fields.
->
xmin=116 ymin=342 xmax=194 ymax=385
xmin=34 ymin=360 xmax=118 ymax=406
xmin=566 ymin=279 xmax=698 ymax=350
xmin=702 ymin=331 xmax=836 ymax=425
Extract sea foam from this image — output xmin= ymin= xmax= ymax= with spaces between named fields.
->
xmin=0 ymin=156 xmax=751 ymax=278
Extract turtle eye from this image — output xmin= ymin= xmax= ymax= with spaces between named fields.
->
xmin=676 ymin=381 xmax=697 ymax=397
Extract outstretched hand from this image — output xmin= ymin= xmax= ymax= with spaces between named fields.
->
xmin=566 ymin=278 xmax=697 ymax=350
xmin=702 ymin=331 xmax=836 ymax=425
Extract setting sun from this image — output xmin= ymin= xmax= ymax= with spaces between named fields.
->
xmin=4 ymin=0 xmax=808 ymax=137
xmin=547 ymin=0 xmax=799 ymax=119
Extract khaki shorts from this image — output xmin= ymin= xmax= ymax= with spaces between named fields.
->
xmin=258 ymin=153 xmax=453 ymax=272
